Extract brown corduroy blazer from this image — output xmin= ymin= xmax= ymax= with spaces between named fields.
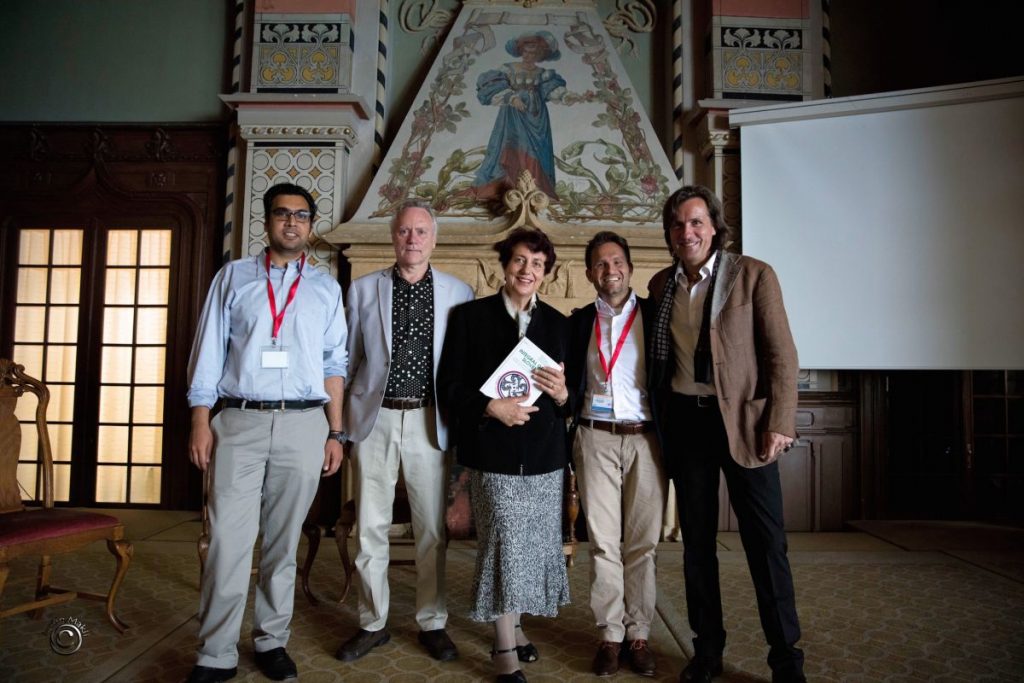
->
xmin=648 ymin=251 xmax=799 ymax=468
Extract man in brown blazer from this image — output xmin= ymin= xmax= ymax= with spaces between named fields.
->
xmin=648 ymin=185 xmax=805 ymax=683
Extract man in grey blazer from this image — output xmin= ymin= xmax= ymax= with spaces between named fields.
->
xmin=335 ymin=199 xmax=474 ymax=664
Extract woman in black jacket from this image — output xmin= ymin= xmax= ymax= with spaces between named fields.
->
xmin=438 ymin=228 xmax=570 ymax=682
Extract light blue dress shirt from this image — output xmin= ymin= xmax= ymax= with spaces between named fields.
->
xmin=187 ymin=252 xmax=348 ymax=408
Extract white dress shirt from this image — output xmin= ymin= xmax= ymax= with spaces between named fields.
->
xmin=501 ymin=289 xmax=537 ymax=338
xmin=582 ymin=291 xmax=652 ymax=422
xmin=670 ymin=251 xmax=717 ymax=396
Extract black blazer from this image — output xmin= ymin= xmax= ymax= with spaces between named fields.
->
xmin=564 ymin=295 xmax=661 ymax=441
xmin=437 ymin=292 xmax=569 ymax=476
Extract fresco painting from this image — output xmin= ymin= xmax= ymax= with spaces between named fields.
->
xmin=371 ymin=6 xmax=674 ymax=225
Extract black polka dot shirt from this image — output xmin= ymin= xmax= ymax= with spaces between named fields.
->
xmin=384 ymin=266 xmax=435 ymax=399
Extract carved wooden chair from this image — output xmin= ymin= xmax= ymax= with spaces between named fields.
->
xmin=0 ymin=359 xmax=133 ymax=633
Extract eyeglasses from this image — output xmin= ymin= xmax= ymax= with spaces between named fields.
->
xmin=270 ymin=208 xmax=312 ymax=223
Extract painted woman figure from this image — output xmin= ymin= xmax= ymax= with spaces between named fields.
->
xmin=473 ymin=31 xmax=585 ymax=201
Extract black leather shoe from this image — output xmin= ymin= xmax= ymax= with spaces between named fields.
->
xmin=336 ymin=628 xmax=391 ymax=662
xmin=185 ymin=665 xmax=237 ymax=683
xmin=516 ymin=642 xmax=539 ymax=662
xmin=254 ymin=647 xmax=297 ymax=681
xmin=772 ymin=672 xmax=807 ymax=683
xmin=679 ymin=655 xmax=723 ymax=683
xmin=496 ymin=671 xmax=527 ymax=682
xmin=513 ymin=623 xmax=538 ymax=662
xmin=418 ymin=628 xmax=458 ymax=661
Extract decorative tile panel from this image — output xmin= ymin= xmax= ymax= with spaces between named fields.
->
xmin=722 ymin=27 xmax=802 ymax=96
xmin=253 ymin=13 xmax=353 ymax=93
xmin=711 ymin=17 xmax=811 ymax=101
xmin=244 ymin=142 xmax=349 ymax=275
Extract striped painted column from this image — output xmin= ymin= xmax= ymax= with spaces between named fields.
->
xmin=822 ymin=0 xmax=832 ymax=98
xmin=222 ymin=0 xmax=246 ymax=263
xmin=374 ymin=0 xmax=389 ymax=171
xmin=672 ymin=0 xmax=684 ymax=180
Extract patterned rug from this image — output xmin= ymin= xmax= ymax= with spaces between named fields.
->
xmin=2 ymin=525 xmax=1023 ymax=682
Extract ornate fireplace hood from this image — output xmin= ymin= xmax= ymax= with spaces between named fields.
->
xmin=325 ymin=0 xmax=679 ymax=305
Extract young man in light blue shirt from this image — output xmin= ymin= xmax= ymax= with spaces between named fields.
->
xmin=185 ymin=182 xmax=347 ymax=683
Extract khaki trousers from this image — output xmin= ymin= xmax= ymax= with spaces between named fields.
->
xmin=197 ymin=406 xmax=326 ymax=668
xmin=574 ymin=426 xmax=666 ymax=642
xmin=352 ymin=405 xmax=448 ymax=632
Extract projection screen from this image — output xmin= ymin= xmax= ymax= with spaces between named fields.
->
xmin=731 ymin=77 xmax=1024 ymax=369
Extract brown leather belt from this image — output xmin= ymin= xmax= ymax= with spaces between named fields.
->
xmin=223 ymin=398 xmax=324 ymax=411
xmin=579 ymin=418 xmax=654 ymax=435
xmin=381 ymin=396 xmax=432 ymax=410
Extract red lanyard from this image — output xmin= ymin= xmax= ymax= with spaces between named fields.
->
xmin=265 ymin=251 xmax=304 ymax=342
xmin=594 ymin=303 xmax=639 ymax=382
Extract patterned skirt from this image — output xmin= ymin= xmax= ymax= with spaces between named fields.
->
xmin=468 ymin=467 xmax=570 ymax=622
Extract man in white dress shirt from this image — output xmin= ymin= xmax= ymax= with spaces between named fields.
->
xmin=565 ymin=231 xmax=666 ymax=677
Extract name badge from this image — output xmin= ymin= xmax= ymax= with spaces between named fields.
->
xmin=261 ymin=346 xmax=289 ymax=369
xmin=590 ymin=393 xmax=613 ymax=415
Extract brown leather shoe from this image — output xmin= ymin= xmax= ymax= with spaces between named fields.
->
xmin=625 ymin=639 xmax=657 ymax=677
xmin=592 ymin=641 xmax=621 ymax=677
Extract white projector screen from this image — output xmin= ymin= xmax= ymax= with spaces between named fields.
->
xmin=732 ymin=78 xmax=1024 ymax=369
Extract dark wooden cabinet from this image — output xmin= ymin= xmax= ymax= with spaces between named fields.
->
xmin=718 ymin=395 xmax=857 ymax=532
xmin=966 ymin=370 xmax=1024 ymax=522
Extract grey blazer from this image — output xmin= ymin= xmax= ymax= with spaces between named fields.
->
xmin=343 ymin=266 xmax=474 ymax=449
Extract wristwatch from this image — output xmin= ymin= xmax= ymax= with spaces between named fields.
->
xmin=327 ymin=430 xmax=347 ymax=443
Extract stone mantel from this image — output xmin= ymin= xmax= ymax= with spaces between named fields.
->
xmin=323 ymin=172 xmax=674 ymax=313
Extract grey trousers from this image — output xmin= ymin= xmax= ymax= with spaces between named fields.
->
xmin=196 ymin=406 xmax=326 ymax=669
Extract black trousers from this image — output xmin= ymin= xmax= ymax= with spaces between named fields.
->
xmin=667 ymin=393 xmax=804 ymax=674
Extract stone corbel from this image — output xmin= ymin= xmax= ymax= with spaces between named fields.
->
xmin=502 ymin=169 xmax=557 ymax=232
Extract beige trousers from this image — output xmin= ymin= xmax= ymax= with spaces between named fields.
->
xmin=352 ymin=405 xmax=448 ymax=632
xmin=574 ymin=426 xmax=666 ymax=642
xmin=197 ymin=406 xmax=326 ymax=668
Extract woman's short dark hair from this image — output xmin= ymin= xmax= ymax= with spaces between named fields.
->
xmin=584 ymin=231 xmax=632 ymax=270
xmin=493 ymin=227 xmax=557 ymax=275
xmin=263 ymin=183 xmax=317 ymax=221
xmin=661 ymin=185 xmax=732 ymax=251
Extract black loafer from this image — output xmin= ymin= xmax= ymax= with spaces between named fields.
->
xmin=679 ymin=655 xmax=723 ymax=683
xmin=336 ymin=628 xmax=391 ymax=662
xmin=185 ymin=665 xmax=237 ymax=683
xmin=418 ymin=628 xmax=458 ymax=661
xmin=254 ymin=647 xmax=297 ymax=681
xmin=496 ymin=671 xmax=527 ymax=682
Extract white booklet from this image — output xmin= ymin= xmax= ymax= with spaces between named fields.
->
xmin=479 ymin=336 xmax=558 ymax=406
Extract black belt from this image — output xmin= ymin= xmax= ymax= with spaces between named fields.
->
xmin=223 ymin=398 xmax=324 ymax=411
xmin=381 ymin=396 xmax=432 ymax=410
xmin=673 ymin=393 xmax=719 ymax=409
xmin=579 ymin=418 xmax=654 ymax=435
